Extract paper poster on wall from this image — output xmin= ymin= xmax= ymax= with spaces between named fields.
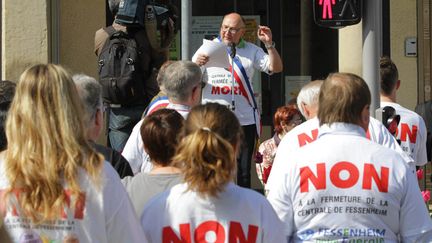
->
xmin=285 ymin=76 xmax=311 ymax=104
xmin=191 ymin=15 xmax=263 ymax=113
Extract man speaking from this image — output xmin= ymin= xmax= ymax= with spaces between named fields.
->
xmin=192 ymin=12 xmax=283 ymax=188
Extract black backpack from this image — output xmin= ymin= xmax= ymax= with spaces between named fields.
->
xmin=97 ymin=26 xmax=146 ymax=105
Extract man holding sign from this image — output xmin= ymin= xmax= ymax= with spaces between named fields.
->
xmin=192 ymin=12 xmax=283 ymax=188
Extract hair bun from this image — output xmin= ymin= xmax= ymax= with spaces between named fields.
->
xmin=201 ymin=127 xmax=212 ymax=132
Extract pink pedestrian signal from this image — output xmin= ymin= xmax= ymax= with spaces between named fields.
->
xmin=314 ymin=0 xmax=362 ymax=28
xmin=319 ymin=0 xmax=336 ymax=19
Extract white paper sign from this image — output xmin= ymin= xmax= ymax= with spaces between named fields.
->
xmin=195 ymin=39 xmax=230 ymax=68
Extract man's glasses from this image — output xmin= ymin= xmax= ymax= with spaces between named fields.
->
xmin=221 ymin=25 xmax=244 ymax=34
xmin=289 ymin=117 xmax=303 ymax=127
xmin=193 ymin=80 xmax=207 ymax=92
xmin=200 ymin=81 xmax=207 ymax=89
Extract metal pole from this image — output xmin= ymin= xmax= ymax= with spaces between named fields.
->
xmin=0 ymin=0 xmax=2 ymax=79
xmin=362 ymin=0 xmax=382 ymax=117
xmin=181 ymin=0 xmax=191 ymax=60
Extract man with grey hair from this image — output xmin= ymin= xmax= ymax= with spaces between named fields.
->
xmin=73 ymin=74 xmax=133 ymax=178
xmin=296 ymin=80 xmax=323 ymax=120
xmin=122 ymin=60 xmax=203 ymax=174
xmin=268 ymin=73 xmax=432 ymax=242
xmin=266 ymin=77 xmax=412 ymax=195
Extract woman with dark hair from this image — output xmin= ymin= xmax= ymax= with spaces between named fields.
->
xmin=123 ymin=108 xmax=184 ymax=216
xmin=256 ymin=105 xmax=302 ymax=185
xmin=140 ymin=103 xmax=285 ymax=242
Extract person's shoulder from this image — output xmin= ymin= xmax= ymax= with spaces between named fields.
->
xmin=243 ymin=41 xmax=262 ymax=51
xmin=366 ymin=139 xmax=410 ymax=166
xmin=142 ymin=183 xmax=186 ymax=211
xmin=259 ymin=137 xmax=274 ymax=148
xmin=279 ymin=118 xmax=319 ymax=145
xmin=95 ymin=23 xmax=128 ymax=40
xmin=227 ymin=183 xmax=268 ymax=202
xmin=92 ymin=143 xmax=110 ymax=158
xmin=391 ymin=102 xmax=419 ymax=116
xmin=95 ymin=27 xmax=106 ymax=35
xmin=382 ymin=102 xmax=424 ymax=124
xmin=101 ymin=161 xmax=123 ymax=180
xmin=293 ymin=118 xmax=319 ymax=134
xmin=368 ymin=116 xmax=388 ymax=132
xmin=0 ymin=152 xmax=6 ymax=187
xmin=112 ymin=22 xmax=127 ymax=31
xmin=399 ymin=104 xmax=427 ymax=126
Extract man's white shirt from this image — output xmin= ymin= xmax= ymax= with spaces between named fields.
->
xmin=122 ymin=103 xmax=190 ymax=174
xmin=381 ymin=101 xmax=428 ymax=166
xmin=192 ymin=40 xmax=270 ymax=126
xmin=267 ymin=123 xmax=432 ymax=242
xmin=266 ymin=117 xmax=413 ymax=194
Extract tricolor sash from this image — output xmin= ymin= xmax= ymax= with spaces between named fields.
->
xmin=215 ymin=38 xmax=262 ymax=137
xmin=143 ymin=95 xmax=169 ymax=117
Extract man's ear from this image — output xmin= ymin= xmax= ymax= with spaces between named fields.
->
xmin=359 ymin=105 xmax=370 ymax=132
xmin=95 ymin=109 xmax=103 ymax=128
xmin=301 ymin=103 xmax=310 ymax=119
xmin=396 ymin=80 xmax=401 ymax=90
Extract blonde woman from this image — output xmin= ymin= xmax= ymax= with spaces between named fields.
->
xmin=0 ymin=64 xmax=144 ymax=242
xmin=141 ymin=103 xmax=285 ymax=242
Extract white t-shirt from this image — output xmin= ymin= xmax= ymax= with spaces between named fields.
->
xmin=141 ymin=182 xmax=286 ymax=242
xmin=381 ymin=101 xmax=428 ymax=166
xmin=266 ymin=117 xmax=412 ymax=194
xmin=0 ymin=161 xmax=145 ymax=243
xmin=267 ymin=123 xmax=432 ymax=242
xmin=122 ymin=103 xmax=190 ymax=174
xmin=192 ymin=40 xmax=270 ymax=125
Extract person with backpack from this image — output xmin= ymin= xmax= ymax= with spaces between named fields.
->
xmin=94 ymin=0 xmax=176 ymax=152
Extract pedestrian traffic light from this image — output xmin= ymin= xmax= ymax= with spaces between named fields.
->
xmin=313 ymin=0 xmax=362 ymax=28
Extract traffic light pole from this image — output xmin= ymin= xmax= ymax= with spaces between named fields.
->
xmin=362 ymin=0 xmax=382 ymax=117
xmin=181 ymin=0 xmax=192 ymax=60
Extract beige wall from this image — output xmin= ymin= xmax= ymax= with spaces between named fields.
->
xmin=59 ymin=0 xmax=105 ymax=78
xmin=2 ymin=0 xmax=49 ymax=81
xmin=339 ymin=23 xmax=362 ymax=76
xmin=1 ymin=0 xmax=106 ymax=81
xmin=391 ymin=1 xmax=418 ymax=110
xmin=339 ymin=1 xmax=419 ymax=110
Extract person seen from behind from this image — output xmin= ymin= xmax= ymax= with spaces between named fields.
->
xmin=268 ymin=72 xmax=432 ymax=242
xmin=123 ymin=60 xmax=203 ymax=174
xmin=0 ymin=81 xmax=16 ymax=151
xmin=140 ymin=103 xmax=285 ymax=242
xmin=73 ymin=74 xmax=133 ymax=178
xmin=256 ymin=105 xmax=302 ymax=185
xmin=122 ymin=108 xmax=184 ymax=216
xmin=380 ymin=56 xmax=428 ymax=170
xmin=0 ymin=64 xmax=144 ymax=242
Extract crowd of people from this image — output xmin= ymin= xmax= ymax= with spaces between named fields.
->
xmin=0 ymin=1 xmax=432 ymax=242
